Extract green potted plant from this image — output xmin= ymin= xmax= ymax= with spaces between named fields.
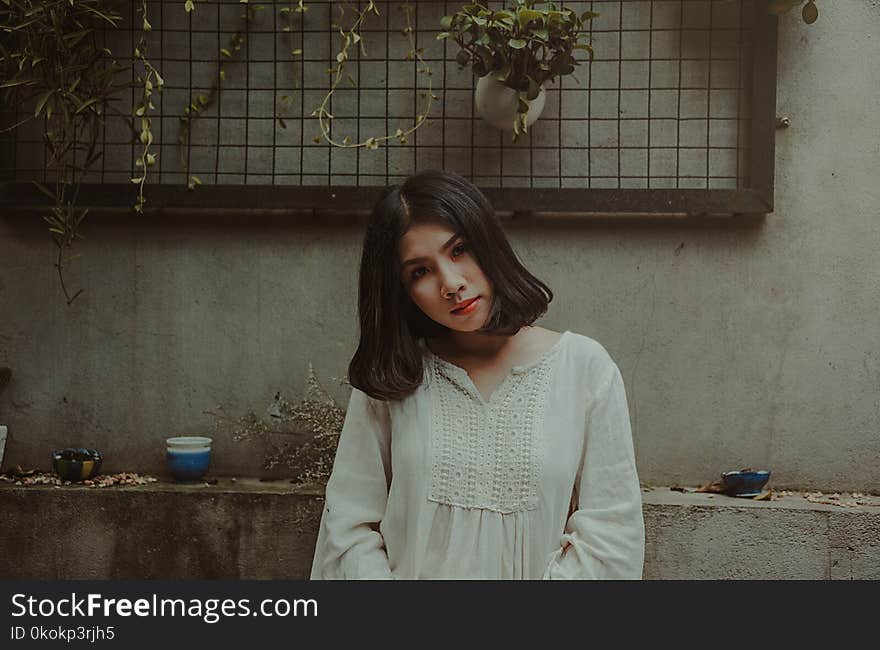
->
xmin=438 ymin=1 xmax=597 ymax=140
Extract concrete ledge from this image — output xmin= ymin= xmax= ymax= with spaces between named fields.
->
xmin=642 ymin=489 xmax=880 ymax=579
xmin=0 ymin=479 xmax=325 ymax=580
xmin=1 ymin=481 xmax=878 ymax=579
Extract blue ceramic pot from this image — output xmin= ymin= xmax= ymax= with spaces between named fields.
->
xmin=166 ymin=436 xmax=212 ymax=481
xmin=721 ymin=469 xmax=771 ymax=497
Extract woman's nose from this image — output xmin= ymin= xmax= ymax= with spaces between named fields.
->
xmin=439 ymin=266 xmax=465 ymax=298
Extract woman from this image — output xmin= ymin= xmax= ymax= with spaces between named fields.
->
xmin=310 ymin=170 xmax=644 ymax=579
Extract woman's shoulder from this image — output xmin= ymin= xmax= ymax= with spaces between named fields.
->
xmin=555 ymin=329 xmax=620 ymax=379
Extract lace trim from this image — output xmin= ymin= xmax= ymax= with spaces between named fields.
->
xmin=426 ymin=344 xmax=560 ymax=514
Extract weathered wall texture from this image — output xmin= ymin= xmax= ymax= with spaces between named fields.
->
xmin=2 ymin=483 xmax=877 ymax=580
xmin=0 ymin=3 xmax=878 ymax=491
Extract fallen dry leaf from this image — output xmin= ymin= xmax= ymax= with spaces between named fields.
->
xmin=695 ymin=480 xmax=728 ymax=494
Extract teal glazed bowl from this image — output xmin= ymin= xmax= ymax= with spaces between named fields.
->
xmin=721 ymin=469 xmax=771 ymax=497
xmin=52 ymin=448 xmax=102 ymax=482
xmin=166 ymin=436 xmax=212 ymax=481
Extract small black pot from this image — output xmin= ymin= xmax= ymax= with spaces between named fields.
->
xmin=51 ymin=448 xmax=102 ymax=481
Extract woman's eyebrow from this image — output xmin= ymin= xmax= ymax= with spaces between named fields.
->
xmin=401 ymin=231 xmax=462 ymax=268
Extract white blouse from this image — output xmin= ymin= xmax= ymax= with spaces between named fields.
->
xmin=310 ymin=330 xmax=645 ymax=580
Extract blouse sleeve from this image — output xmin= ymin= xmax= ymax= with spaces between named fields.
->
xmin=310 ymin=387 xmax=395 ymax=580
xmin=542 ymin=362 xmax=645 ymax=580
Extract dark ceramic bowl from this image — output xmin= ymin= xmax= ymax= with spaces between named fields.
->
xmin=721 ymin=469 xmax=771 ymax=497
xmin=52 ymin=448 xmax=102 ymax=482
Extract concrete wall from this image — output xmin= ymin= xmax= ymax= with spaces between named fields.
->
xmin=0 ymin=2 xmax=878 ymax=491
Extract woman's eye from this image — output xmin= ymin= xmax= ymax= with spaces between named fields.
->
xmin=452 ymin=243 xmax=467 ymax=257
xmin=411 ymin=267 xmax=427 ymax=280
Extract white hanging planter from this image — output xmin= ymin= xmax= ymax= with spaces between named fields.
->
xmin=474 ymin=75 xmax=547 ymax=132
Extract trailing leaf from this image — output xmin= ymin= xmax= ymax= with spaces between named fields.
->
xmin=0 ymin=0 xmax=129 ymax=303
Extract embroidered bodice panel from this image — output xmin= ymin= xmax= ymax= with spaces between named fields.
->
xmin=426 ymin=344 xmax=561 ymax=514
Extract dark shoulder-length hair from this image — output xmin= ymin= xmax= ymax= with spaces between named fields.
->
xmin=348 ymin=169 xmax=553 ymax=402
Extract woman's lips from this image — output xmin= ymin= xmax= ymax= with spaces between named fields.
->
xmin=451 ymin=297 xmax=480 ymax=315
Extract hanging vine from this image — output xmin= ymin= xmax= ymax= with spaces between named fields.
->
xmin=310 ymin=1 xmax=437 ymax=150
xmin=276 ymin=0 xmax=308 ymax=130
xmin=0 ymin=0 xmax=131 ymax=304
xmin=176 ymin=2 xmax=264 ymax=190
xmin=131 ymin=0 xmax=165 ymax=213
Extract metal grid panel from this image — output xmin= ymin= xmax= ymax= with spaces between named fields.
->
xmin=0 ymin=0 xmax=776 ymax=215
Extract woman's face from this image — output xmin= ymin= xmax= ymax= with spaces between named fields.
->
xmin=398 ymin=221 xmax=493 ymax=332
